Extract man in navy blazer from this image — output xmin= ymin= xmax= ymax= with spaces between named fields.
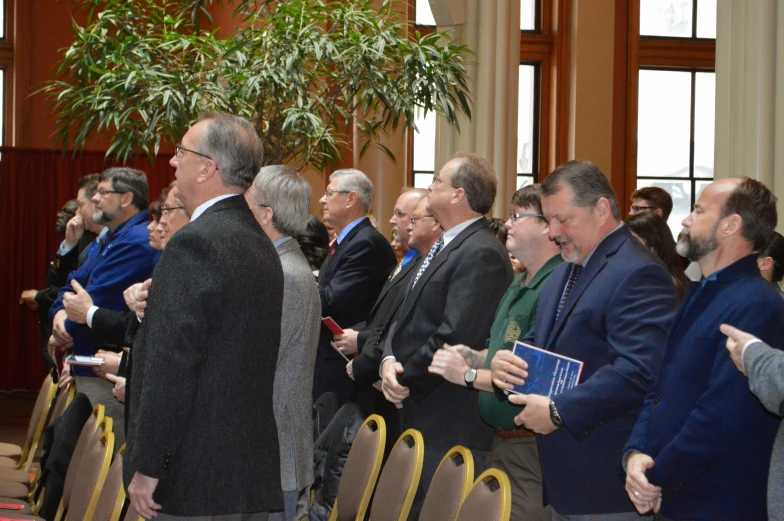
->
xmin=492 ymin=161 xmax=679 ymax=519
xmin=624 ymin=178 xmax=784 ymax=521
xmin=313 ymin=169 xmax=397 ymax=404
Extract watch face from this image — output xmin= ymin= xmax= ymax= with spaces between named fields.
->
xmin=464 ymin=369 xmax=477 ymax=383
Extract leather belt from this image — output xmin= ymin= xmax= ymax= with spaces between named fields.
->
xmin=494 ymin=426 xmax=536 ymax=439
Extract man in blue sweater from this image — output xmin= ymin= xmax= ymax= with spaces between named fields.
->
xmin=50 ymin=167 xmax=160 ymax=444
xmin=624 ymin=178 xmax=784 ymax=521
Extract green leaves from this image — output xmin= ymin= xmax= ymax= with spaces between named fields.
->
xmin=38 ymin=0 xmax=473 ymax=171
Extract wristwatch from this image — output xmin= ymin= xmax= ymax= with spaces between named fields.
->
xmin=549 ymin=400 xmax=564 ymax=428
xmin=464 ymin=368 xmax=477 ymax=389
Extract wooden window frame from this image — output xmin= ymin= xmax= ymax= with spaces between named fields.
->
xmin=621 ymin=0 xmax=716 ymax=216
xmin=406 ymin=0 xmax=570 ymax=186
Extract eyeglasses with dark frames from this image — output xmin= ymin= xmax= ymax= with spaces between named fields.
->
xmin=96 ymin=188 xmax=124 ymax=197
xmin=161 ymin=206 xmax=186 ymax=218
xmin=410 ymin=214 xmax=434 ymax=226
xmin=508 ymin=212 xmax=544 ymax=223
xmin=324 ymin=189 xmax=351 ymax=198
xmin=392 ymin=209 xmax=407 ymax=218
xmin=630 ymin=205 xmax=657 ymax=213
xmin=175 ymin=143 xmax=215 ymax=164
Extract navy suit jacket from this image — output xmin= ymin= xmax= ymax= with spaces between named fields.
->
xmin=524 ymin=225 xmax=678 ymax=515
xmin=624 ymin=255 xmax=784 ymax=521
xmin=313 ymin=217 xmax=397 ymax=403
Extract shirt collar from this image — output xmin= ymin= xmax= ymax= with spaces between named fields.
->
xmin=402 ymin=249 xmax=418 ymax=266
xmin=336 ymin=216 xmax=366 ymax=244
xmin=273 ymin=236 xmax=293 ymax=248
xmin=96 ymin=227 xmax=109 ymax=242
xmin=581 ymin=222 xmax=625 ymax=267
xmin=442 ymin=216 xmax=483 ymax=248
xmin=189 ymin=194 xmax=239 ymax=222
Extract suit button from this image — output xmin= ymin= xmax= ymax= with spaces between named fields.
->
xmin=653 ymin=396 xmax=661 ymax=405
xmin=163 ymin=464 xmax=169 ymax=469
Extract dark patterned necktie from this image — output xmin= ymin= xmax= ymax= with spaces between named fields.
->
xmin=411 ymin=235 xmax=444 ymax=289
xmin=328 ymin=239 xmax=337 ymax=257
xmin=555 ymin=263 xmax=583 ymax=322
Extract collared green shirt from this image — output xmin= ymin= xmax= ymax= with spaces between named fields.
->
xmin=478 ymin=254 xmax=563 ymax=429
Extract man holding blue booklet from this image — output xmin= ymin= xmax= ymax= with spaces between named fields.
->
xmin=490 ymin=161 xmax=679 ymax=520
xmin=428 ymin=184 xmax=562 ymax=521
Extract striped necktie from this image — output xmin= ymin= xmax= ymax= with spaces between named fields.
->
xmin=411 ymin=235 xmax=444 ymax=289
xmin=555 ymin=263 xmax=583 ymax=322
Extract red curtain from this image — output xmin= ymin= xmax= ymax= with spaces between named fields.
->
xmin=0 ymin=148 xmax=175 ymax=390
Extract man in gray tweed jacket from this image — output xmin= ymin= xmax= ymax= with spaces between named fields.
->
xmin=246 ymin=165 xmax=321 ymax=521
xmin=722 ymin=323 xmax=784 ymax=521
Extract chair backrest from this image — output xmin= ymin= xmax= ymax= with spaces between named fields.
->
xmin=90 ymin=444 xmax=127 ymax=521
xmin=19 ymin=373 xmax=58 ymax=472
xmin=328 ymin=414 xmax=386 ymax=521
xmin=454 ymin=469 xmax=512 ymax=521
xmin=368 ymin=429 xmax=424 ymax=521
xmin=61 ymin=406 xmax=108 ymax=510
xmin=64 ymin=431 xmax=115 ymax=521
xmin=418 ymin=446 xmax=474 ymax=521
xmin=49 ymin=382 xmax=76 ymax=426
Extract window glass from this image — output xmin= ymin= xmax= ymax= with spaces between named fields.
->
xmin=0 ymin=0 xmax=5 ymax=39
xmin=412 ymin=107 xmax=437 ymax=178
xmin=517 ymin=64 xmax=536 ymax=176
xmin=640 ymin=0 xmax=693 ymax=38
xmin=520 ymin=0 xmax=536 ymax=31
xmin=693 ymin=72 xmax=715 ymax=179
xmin=696 ymin=0 xmax=717 ymax=39
xmin=637 ymin=69 xmax=692 ymax=178
xmin=415 ymin=0 xmax=437 ymax=26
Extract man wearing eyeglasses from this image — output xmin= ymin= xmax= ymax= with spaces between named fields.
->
xmin=629 ymin=186 xmax=673 ymax=222
xmin=380 ymin=153 xmax=513 ymax=520
xmin=124 ymin=113 xmax=285 ymax=520
xmin=49 ymin=167 xmax=160 ymax=447
xmin=313 ymin=169 xmax=397 ymax=404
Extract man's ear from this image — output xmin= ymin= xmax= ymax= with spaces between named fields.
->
xmin=197 ymin=160 xmax=219 ymax=184
xmin=722 ymin=214 xmax=743 ymax=238
xmin=759 ymin=255 xmax=774 ymax=272
xmin=120 ymin=191 xmax=134 ymax=209
xmin=654 ymin=208 xmax=664 ymax=218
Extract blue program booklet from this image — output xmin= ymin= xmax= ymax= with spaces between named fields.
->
xmin=509 ymin=341 xmax=584 ymax=397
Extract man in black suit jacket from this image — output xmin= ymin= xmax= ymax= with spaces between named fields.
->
xmin=313 ymin=169 xmax=397 ymax=404
xmin=381 ymin=154 xmax=514 ymax=519
xmin=124 ymin=113 xmax=284 ymax=520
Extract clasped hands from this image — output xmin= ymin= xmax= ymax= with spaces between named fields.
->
xmin=625 ymin=452 xmax=663 ymax=514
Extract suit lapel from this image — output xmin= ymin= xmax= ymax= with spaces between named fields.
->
xmin=544 ymin=227 xmax=630 ymax=350
xmin=367 ymin=252 xmax=421 ymax=318
xmin=318 ymin=218 xmax=370 ymax=286
xmin=397 ymin=218 xmax=488 ymax=325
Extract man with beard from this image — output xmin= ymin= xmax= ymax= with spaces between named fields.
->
xmin=49 ymin=167 xmax=160 ymax=444
xmin=490 ymin=161 xmax=679 ymax=520
xmin=624 ymin=178 xmax=784 ymax=521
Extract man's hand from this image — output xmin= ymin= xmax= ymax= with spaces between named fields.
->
xmin=127 ymin=472 xmax=161 ymax=519
xmin=346 ymin=359 xmax=354 ymax=381
xmin=52 ymin=309 xmax=73 ymax=344
xmin=63 ymin=280 xmax=94 ymax=325
xmin=334 ymin=329 xmax=360 ymax=355
xmin=64 ymin=215 xmax=85 ymax=250
xmin=58 ymin=362 xmax=73 ymax=389
xmin=508 ymin=394 xmax=558 ymax=434
xmin=124 ymin=282 xmax=146 ymax=312
xmin=135 ymin=278 xmax=153 ymax=320
xmin=625 ymin=452 xmax=663 ymax=514
xmin=381 ymin=359 xmax=409 ymax=406
xmin=104 ymin=374 xmax=127 ymax=403
xmin=92 ymin=350 xmax=121 ymax=378
xmin=428 ymin=344 xmax=472 ymax=385
xmin=489 ymin=350 xmax=528 ymax=391
xmin=20 ymin=290 xmax=39 ymax=311
xmin=720 ymin=323 xmax=759 ymax=376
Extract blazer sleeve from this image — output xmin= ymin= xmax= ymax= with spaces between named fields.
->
xmin=90 ymin=308 xmax=133 ymax=348
xmin=319 ymin=238 xmax=393 ymax=316
xmin=129 ymin=232 xmax=213 ymax=479
xmin=553 ymin=262 xmax=678 ymax=440
xmin=744 ymin=340 xmax=784 ymax=417
xmin=645 ymin=300 xmax=783 ymax=489
xmin=399 ymin=246 xmax=512 ymax=397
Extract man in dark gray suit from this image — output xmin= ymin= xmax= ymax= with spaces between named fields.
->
xmin=124 ymin=113 xmax=284 ymax=520
xmin=722 ymin=323 xmax=784 ymax=521
xmin=381 ymin=153 xmax=514 ymax=519
xmin=246 ymin=165 xmax=321 ymax=521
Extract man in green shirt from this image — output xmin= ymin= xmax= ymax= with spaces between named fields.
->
xmin=429 ymin=184 xmax=562 ymax=521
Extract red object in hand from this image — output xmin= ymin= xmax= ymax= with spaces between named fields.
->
xmin=322 ymin=317 xmax=344 ymax=335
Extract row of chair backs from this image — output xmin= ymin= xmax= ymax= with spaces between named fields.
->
xmin=64 ymin=431 xmax=115 ymax=521
xmin=19 ymin=373 xmax=59 ymax=473
xmin=327 ymin=414 xmax=511 ymax=521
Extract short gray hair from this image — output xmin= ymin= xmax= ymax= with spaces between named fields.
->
xmin=197 ymin=112 xmax=263 ymax=190
xmin=99 ymin=167 xmax=149 ymax=210
xmin=253 ymin=165 xmax=311 ymax=236
xmin=451 ymin=153 xmax=497 ymax=214
xmin=330 ymin=169 xmax=373 ymax=212
xmin=541 ymin=160 xmax=621 ymax=221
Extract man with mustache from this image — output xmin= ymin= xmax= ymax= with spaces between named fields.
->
xmin=491 ymin=160 xmax=679 ymax=520
xmin=623 ymin=178 xmax=784 ymax=521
